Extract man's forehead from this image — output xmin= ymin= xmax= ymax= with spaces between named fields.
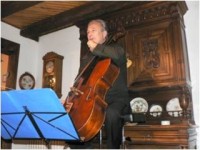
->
xmin=88 ymin=22 xmax=101 ymax=29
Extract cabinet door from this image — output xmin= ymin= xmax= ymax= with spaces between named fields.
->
xmin=126 ymin=21 xmax=182 ymax=91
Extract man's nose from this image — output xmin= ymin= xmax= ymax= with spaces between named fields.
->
xmin=88 ymin=34 xmax=93 ymax=40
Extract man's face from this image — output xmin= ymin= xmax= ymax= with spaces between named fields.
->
xmin=87 ymin=22 xmax=107 ymax=44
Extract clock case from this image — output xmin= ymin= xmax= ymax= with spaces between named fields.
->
xmin=42 ymin=52 xmax=64 ymax=98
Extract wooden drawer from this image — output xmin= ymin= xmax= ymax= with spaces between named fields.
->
xmin=123 ymin=124 xmax=197 ymax=149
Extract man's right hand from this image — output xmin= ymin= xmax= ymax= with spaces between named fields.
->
xmin=87 ymin=40 xmax=97 ymax=52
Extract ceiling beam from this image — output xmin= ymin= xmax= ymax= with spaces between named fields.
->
xmin=20 ymin=1 xmax=139 ymax=41
xmin=1 ymin=1 xmax=43 ymax=18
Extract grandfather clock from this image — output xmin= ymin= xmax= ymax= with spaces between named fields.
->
xmin=42 ymin=52 xmax=64 ymax=98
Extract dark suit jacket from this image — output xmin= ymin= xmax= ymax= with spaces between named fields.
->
xmin=79 ymin=42 xmax=129 ymax=106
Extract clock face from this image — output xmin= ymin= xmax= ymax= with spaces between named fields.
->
xmin=19 ymin=72 xmax=35 ymax=89
xmin=45 ymin=61 xmax=54 ymax=73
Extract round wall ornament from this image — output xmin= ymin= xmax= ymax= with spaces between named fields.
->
xmin=19 ymin=72 xmax=35 ymax=89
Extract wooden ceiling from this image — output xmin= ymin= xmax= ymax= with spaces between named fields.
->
xmin=2 ymin=1 xmax=90 ymax=29
xmin=1 ymin=1 xmax=140 ymax=41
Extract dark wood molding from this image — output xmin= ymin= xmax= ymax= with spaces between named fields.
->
xmin=20 ymin=1 xmax=143 ymax=41
xmin=1 ymin=38 xmax=20 ymax=90
xmin=2 ymin=1 xmax=187 ymax=42
xmin=1 ymin=1 xmax=42 ymax=18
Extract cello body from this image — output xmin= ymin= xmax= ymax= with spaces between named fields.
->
xmin=64 ymin=58 xmax=119 ymax=141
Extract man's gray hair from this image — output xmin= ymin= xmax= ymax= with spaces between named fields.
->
xmin=88 ymin=19 xmax=108 ymax=32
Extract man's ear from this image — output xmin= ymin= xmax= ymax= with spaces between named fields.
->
xmin=103 ymin=31 xmax=108 ymax=39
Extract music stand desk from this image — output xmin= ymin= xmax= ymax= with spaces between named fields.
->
xmin=1 ymin=88 xmax=80 ymax=143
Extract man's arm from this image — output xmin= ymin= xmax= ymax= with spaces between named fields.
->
xmin=92 ymin=43 xmax=126 ymax=66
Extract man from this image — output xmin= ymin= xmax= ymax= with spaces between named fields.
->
xmin=77 ymin=19 xmax=130 ymax=149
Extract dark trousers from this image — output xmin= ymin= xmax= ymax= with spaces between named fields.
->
xmin=105 ymin=101 xmax=129 ymax=149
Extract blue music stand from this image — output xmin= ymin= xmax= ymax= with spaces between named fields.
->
xmin=1 ymin=88 xmax=80 ymax=143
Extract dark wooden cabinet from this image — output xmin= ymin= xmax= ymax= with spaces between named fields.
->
xmin=76 ymin=1 xmax=197 ymax=149
xmin=123 ymin=124 xmax=197 ymax=149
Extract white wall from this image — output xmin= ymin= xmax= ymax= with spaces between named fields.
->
xmin=1 ymin=1 xmax=199 ymax=148
xmin=1 ymin=22 xmax=39 ymax=89
xmin=1 ymin=22 xmax=81 ymax=102
xmin=38 ymin=26 xmax=81 ymax=102
xmin=1 ymin=22 xmax=80 ymax=149
xmin=184 ymin=0 xmax=199 ymax=147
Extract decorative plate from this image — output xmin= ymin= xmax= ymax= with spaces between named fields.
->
xmin=150 ymin=104 xmax=162 ymax=117
xmin=130 ymin=97 xmax=148 ymax=113
xmin=166 ymin=97 xmax=182 ymax=117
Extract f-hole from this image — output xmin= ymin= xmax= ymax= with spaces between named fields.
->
xmin=1 ymin=38 xmax=20 ymax=91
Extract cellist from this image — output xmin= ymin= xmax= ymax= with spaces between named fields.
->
xmin=71 ymin=19 xmax=130 ymax=149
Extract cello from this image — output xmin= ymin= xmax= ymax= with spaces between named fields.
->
xmin=64 ymin=27 xmax=125 ymax=142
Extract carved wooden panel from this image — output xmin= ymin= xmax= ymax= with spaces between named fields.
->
xmin=126 ymin=21 xmax=177 ymax=91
